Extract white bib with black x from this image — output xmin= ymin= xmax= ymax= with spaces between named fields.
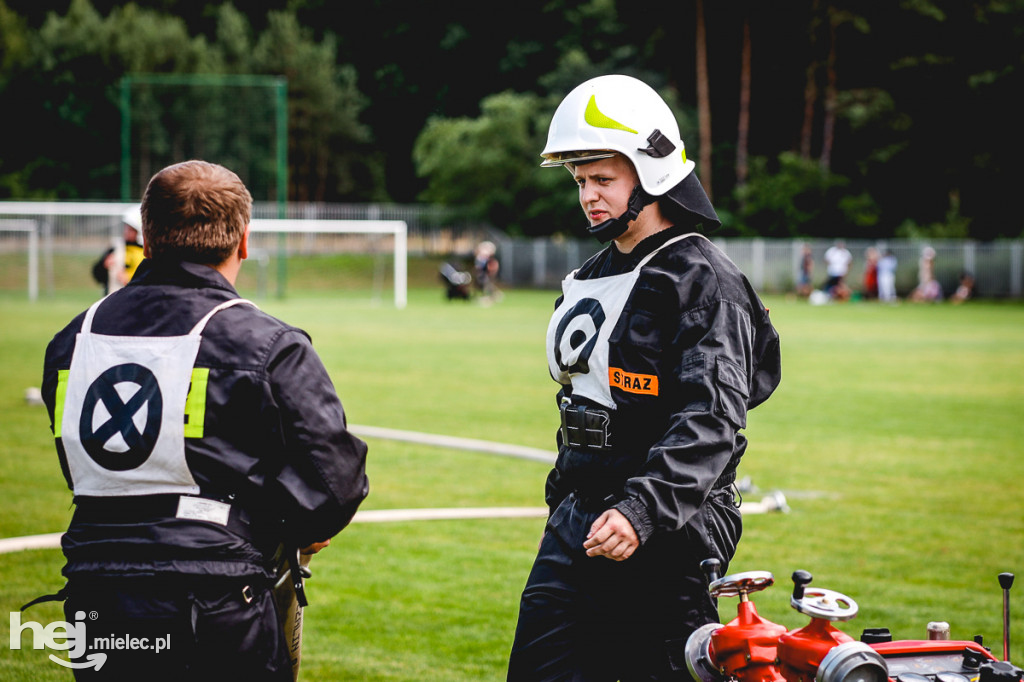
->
xmin=60 ymin=297 xmax=256 ymax=497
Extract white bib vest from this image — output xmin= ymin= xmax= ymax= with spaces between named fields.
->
xmin=60 ymin=297 xmax=256 ymax=497
xmin=546 ymin=234 xmax=696 ymax=409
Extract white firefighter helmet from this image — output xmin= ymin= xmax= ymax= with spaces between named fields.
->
xmin=540 ymin=74 xmax=695 ymax=196
xmin=122 ymin=204 xmax=144 ymax=245
xmin=122 ymin=205 xmax=143 ymax=230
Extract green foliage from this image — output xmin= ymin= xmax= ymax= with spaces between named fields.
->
xmin=895 ymin=212 xmax=972 ymax=240
xmin=210 ymin=3 xmax=253 ymax=70
xmin=102 ymin=3 xmax=211 ymax=73
xmin=414 ymin=92 xmax=538 ymax=211
xmin=413 ymin=90 xmax=580 ymax=236
xmin=894 ymin=188 xmax=972 ymax=239
xmin=0 ymin=1 xmax=29 ymax=76
xmin=837 ymin=191 xmax=883 ymax=228
xmin=0 ymin=0 xmax=377 ymax=202
xmin=733 ymin=152 xmax=858 ymax=237
xmin=1 ymin=0 xmax=210 ymax=196
xmin=251 ymin=11 xmax=377 ymax=201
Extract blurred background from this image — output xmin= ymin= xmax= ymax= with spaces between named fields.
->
xmin=0 ymin=0 xmax=1022 ymax=297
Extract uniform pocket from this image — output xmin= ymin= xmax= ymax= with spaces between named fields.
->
xmin=714 ymin=356 xmax=749 ymax=429
xmin=614 ymin=284 xmax=670 ymax=350
xmin=702 ymin=486 xmax=743 ymax=569
xmin=678 ymin=352 xmax=711 ymax=413
xmin=619 ymin=309 xmax=661 ymax=349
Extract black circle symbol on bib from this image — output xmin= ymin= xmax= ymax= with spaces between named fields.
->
xmin=79 ymin=363 xmax=163 ymax=471
xmin=554 ymin=298 xmax=606 ymax=374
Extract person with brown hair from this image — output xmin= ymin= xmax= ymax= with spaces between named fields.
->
xmin=38 ymin=160 xmax=368 ymax=680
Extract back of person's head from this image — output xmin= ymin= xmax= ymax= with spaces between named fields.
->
xmin=141 ymin=160 xmax=252 ymax=264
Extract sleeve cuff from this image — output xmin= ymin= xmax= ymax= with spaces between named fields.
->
xmin=614 ymin=497 xmax=655 ymax=545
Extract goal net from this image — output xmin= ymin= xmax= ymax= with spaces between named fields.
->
xmin=248 ymin=219 xmax=407 ymax=307
xmin=0 ymin=202 xmax=407 ymax=308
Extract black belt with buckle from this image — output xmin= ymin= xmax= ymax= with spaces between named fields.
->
xmin=559 ymin=402 xmax=613 ymax=451
xmin=559 ymin=402 xmax=739 ymax=489
xmin=71 ymin=494 xmax=266 ymax=545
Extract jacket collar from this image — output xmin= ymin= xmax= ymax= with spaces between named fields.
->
xmin=130 ymin=258 xmax=239 ymax=294
xmin=608 ymin=224 xmax=690 ymax=270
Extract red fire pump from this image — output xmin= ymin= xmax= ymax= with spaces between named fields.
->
xmin=685 ymin=560 xmax=1021 ymax=682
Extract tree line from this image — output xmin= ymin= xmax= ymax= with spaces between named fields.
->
xmin=1 ymin=0 xmax=1021 ymax=240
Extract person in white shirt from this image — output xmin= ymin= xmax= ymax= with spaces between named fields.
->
xmin=823 ymin=240 xmax=852 ymax=300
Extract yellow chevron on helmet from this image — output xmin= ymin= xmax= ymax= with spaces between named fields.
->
xmin=584 ymin=95 xmax=638 ymax=134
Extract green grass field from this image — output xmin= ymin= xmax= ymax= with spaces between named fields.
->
xmin=1 ymin=272 xmax=1023 ymax=680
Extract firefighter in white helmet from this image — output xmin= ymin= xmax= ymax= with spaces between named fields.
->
xmin=91 ymin=205 xmax=146 ymax=294
xmin=508 ymin=75 xmax=782 ymax=681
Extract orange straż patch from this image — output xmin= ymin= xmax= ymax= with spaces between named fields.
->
xmin=609 ymin=368 xmax=659 ymax=396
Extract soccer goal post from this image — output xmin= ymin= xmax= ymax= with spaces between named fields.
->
xmin=0 ymin=220 xmax=39 ymax=301
xmin=0 ymin=201 xmax=131 ymax=301
xmin=249 ymin=219 xmax=408 ymax=308
xmin=0 ymin=202 xmax=408 ymax=308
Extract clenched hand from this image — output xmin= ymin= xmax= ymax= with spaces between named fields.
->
xmin=583 ymin=509 xmax=638 ymax=561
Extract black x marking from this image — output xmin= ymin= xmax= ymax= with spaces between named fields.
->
xmin=79 ymin=363 xmax=163 ymax=471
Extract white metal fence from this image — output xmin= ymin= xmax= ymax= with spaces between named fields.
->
xmin=1 ymin=201 xmax=1022 ymax=298
xmin=494 ymin=235 xmax=1024 ymax=298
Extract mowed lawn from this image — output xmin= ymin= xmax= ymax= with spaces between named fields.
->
xmin=1 ymin=283 xmax=1022 ymax=680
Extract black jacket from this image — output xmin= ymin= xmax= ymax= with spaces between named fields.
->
xmin=42 ymin=258 xmax=369 ymax=580
xmin=546 ymin=227 xmax=781 ymax=544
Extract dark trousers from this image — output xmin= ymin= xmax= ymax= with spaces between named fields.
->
xmin=62 ymin=576 xmax=292 ymax=681
xmin=508 ymin=488 xmax=740 ymax=681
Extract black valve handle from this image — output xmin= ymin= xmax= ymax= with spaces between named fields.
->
xmin=701 ymin=558 xmax=722 ymax=584
xmin=792 ymin=570 xmax=813 ymax=600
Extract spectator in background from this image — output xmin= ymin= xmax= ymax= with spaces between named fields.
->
xmin=862 ymin=247 xmax=879 ymax=300
xmin=92 ymin=206 xmax=145 ymax=295
xmin=796 ymin=243 xmax=814 ymax=298
xmin=950 ymin=271 xmax=975 ymax=304
xmin=823 ymin=240 xmax=852 ymax=301
xmin=877 ymin=249 xmax=898 ymax=302
xmin=909 ymin=246 xmax=942 ymax=302
xmin=474 ymin=240 xmax=502 ymax=304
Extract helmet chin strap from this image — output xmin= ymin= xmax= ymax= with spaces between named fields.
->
xmin=587 ymin=184 xmax=657 ymax=243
